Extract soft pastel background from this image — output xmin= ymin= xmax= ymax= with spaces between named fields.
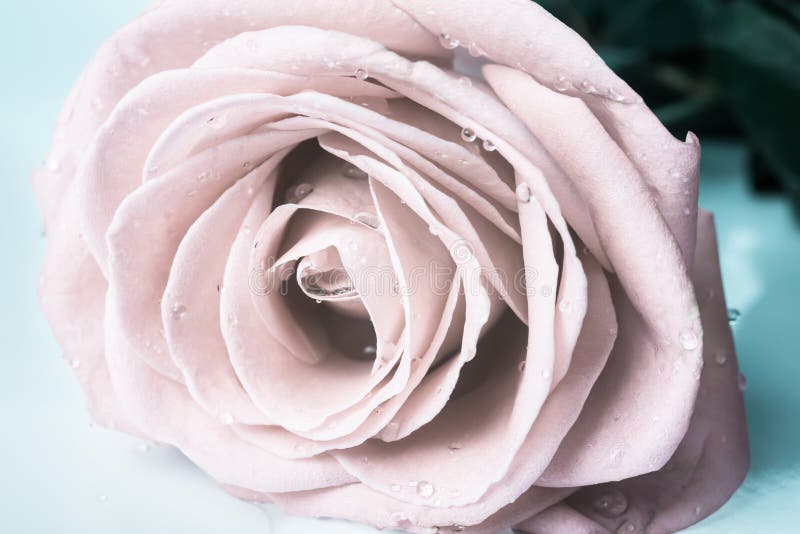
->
xmin=1 ymin=2 xmax=798 ymax=533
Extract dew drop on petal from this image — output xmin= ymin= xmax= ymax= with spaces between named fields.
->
xmin=517 ymin=360 xmax=526 ymax=372
xmin=467 ymin=42 xmax=483 ymax=57
xmin=171 ymin=303 xmax=186 ymax=320
xmin=353 ymin=212 xmax=380 ymax=229
xmin=390 ymin=511 xmax=408 ymax=525
xmin=554 ymin=75 xmax=571 ymax=92
xmin=558 ymin=299 xmax=572 ymax=313
xmin=678 ymin=327 xmax=699 ymax=351
xmin=482 ymin=138 xmax=496 ymax=152
xmin=416 ymin=481 xmax=434 ymax=498
xmin=286 ymin=183 xmax=314 ymax=203
xmin=354 ymin=68 xmax=369 ymax=81
xmin=727 ymin=308 xmax=741 ymax=325
xmin=438 ymin=33 xmax=459 ymax=50
xmin=515 ymin=183 xmax=531 ymax=203
xmin=714 ymin=351 xmax=728 ymax=366
xmin=738 ymin=372 xmax=748 ymax=392
xmin=592 ymin=489 xmax=628 ymax=517
xmin=460 ymin=127 xmax=477 ymax=143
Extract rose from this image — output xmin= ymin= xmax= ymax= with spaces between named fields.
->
xmin=33 ymin=0 xmax=749 ymax=532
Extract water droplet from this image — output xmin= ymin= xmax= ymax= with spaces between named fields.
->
xmin=447 ymin=442 xmax=462 ymax=452
xmin=286 ymin=183 xmax=314 ymax=203
xmin=70 ymin=359 xmax=81 ymax=369
xmin=457 ymin=76 xmax=472 ymax=88
xmin=344 ymin=165 xmax=368 ymax=179
xmin=669 ymin=167 xmax=684 ymax=179
xmin=616 ymin=521 xmax=636 ymax=533
xmin=727 ymin=308 xmax=741 ymax=325
xmin=737 ymin=372 xmax=747 ymax=392
xmin=554 ymin=75 xmax=571 ymax=92
xmin=390 ymin=511 xmax=408 ymax=525
xmin=362 ymin=345 xmax=376 ymax=357
xmin=713 ymin=351 xmax=728 ymax=366
xmin=678 ymin=327 xmax=699 ymax=351
xmin=558 ymin=299 xmax=572 ymax=313
xmin=198 ymin=170 xmax=212 ymax=182
xmin=242 ymin=161 xmax=252 ymax=170
xmin=416 ymin=480 xmax=434 ymax=498
xmin=683 ymin=207 xmax=691 ymax=216
xmin=541 ymin=369 xmax=551 ymax=379
xmin=482 ymin=139 xmax=496 ymax=152
xmin=694 ymin=505 xmax=702 ymax=516
xmin=391 ymin=484 xmax=402 ymax=492
xmin=460 ymin=127 xmax=477 ymax=143
xmin=438 ymin=33 xmax=459 ymax=50
xmin=219 ymin=412 xmax=234 ymax=425
xmin=206 ymin=114 xmax=227 ymax=130
xmin=354 ymin=68 xmax=369 ymax=81
xmin=517 ymin=360 xmax=526 ymax=372
xmin=353 ymin=212 xmax=380 ymax=229
xmin=579 ymin=80 xmax=596 ymax=94
xmin=608 ymin=326 xmax=619 ymax=336
xmin=592 ymin=489 xmax=628 ymax=516
xmin=171 ymin=303 xmax=186 ymax=320
xmin=467 ymin=42 xmax=483 ymax=57
xmin=607 ymin=87 xmax=626 ymax=102
xmin=515 ymin=183 xmax=531 ymax=203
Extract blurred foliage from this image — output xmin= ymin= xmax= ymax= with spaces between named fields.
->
xmin=536 ymin=0 xmax=800 ymax=213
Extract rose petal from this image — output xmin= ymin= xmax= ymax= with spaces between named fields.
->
xmin=549 ymin=211 xmax=748 ymax=533
xmin=161 ymin=157 xmax=285 ymax=425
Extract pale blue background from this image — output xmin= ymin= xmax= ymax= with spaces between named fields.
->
xmin=1 ymin=2 xmax=798 ymax=533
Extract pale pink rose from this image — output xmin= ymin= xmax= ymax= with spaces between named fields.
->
xmin=34 ymin=1 xmax=748 ymax=532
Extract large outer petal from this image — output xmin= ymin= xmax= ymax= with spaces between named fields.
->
xmin=484 ymin=65 xmax=703 ymax=486
xmin=516 ymin=212 xmax=748 ymax=534
xmin=34 ymin=0 xmax=447 ymax=226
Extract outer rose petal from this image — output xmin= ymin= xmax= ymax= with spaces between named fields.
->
xmin=529 ymin=212 xmax=748 ymax=534
xmin=483 ymin=64 xmax=703 ymax=486
xmin=38 ymin=183 xmax=132 ymax=432
xmin=36 ymin=0 xmax=447 ymax=226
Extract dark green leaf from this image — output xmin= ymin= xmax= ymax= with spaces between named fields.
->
xmin=706 ymin=0 xmax=800 ymax=196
